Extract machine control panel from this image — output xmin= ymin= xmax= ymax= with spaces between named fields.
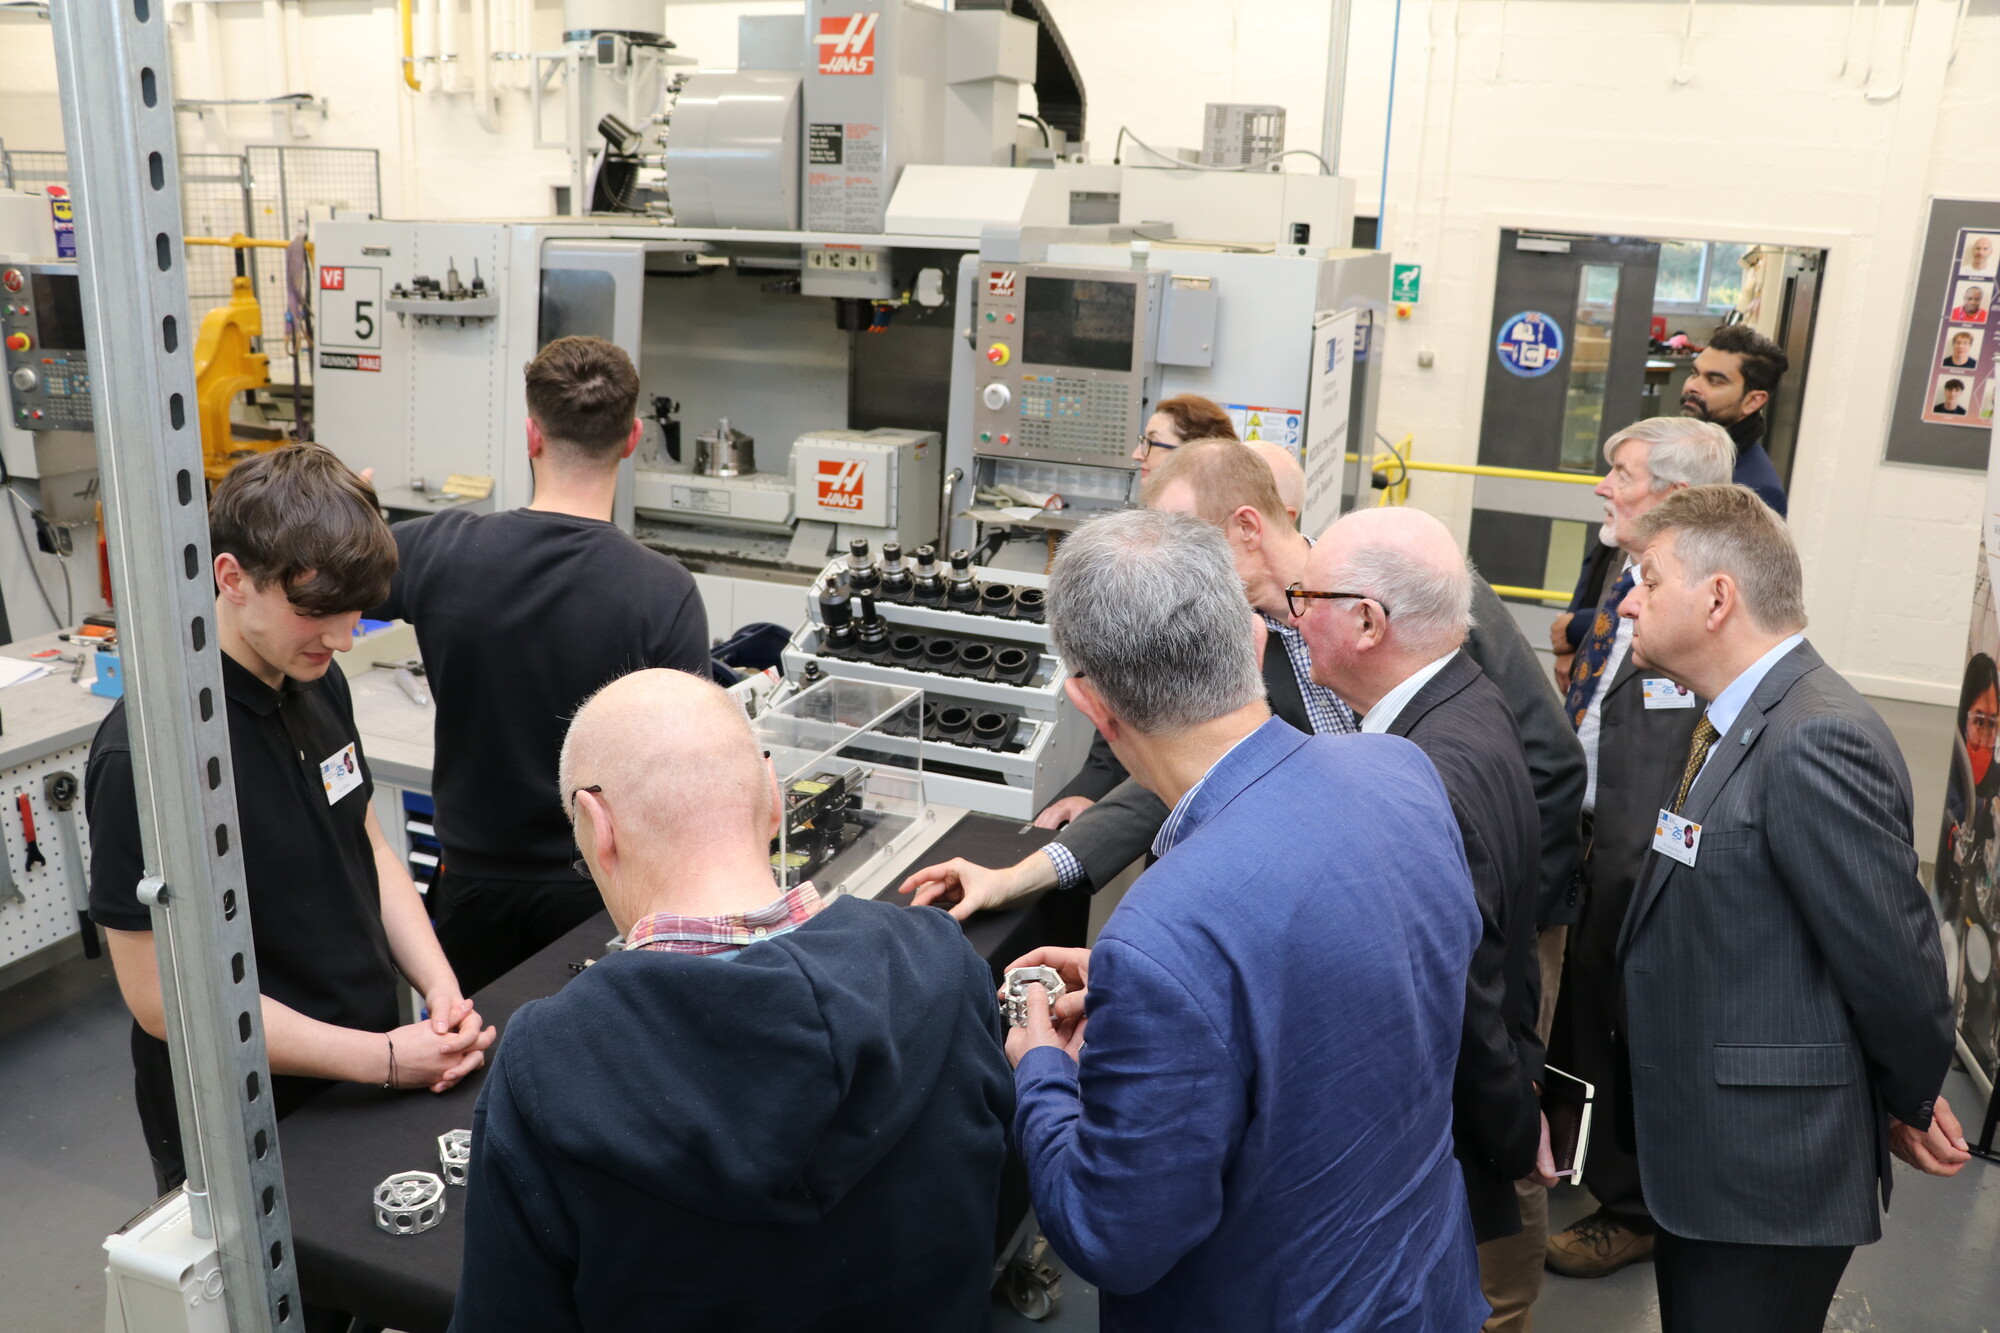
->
xmin=1 ymin=263 xmax=94 ymax=433
xmin=971 ymin=263 xmax=1161 ymax=470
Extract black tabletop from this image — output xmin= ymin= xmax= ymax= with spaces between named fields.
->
xmin=281 ymin=812 xmax=1080 ymax=1332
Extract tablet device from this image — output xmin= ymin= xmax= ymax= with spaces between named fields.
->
xmin=1542 ymin=1064 xmax=1596 ymax=1182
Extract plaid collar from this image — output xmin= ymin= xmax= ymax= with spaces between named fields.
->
xmin=624 ymin=882 xmax=824 ymax=957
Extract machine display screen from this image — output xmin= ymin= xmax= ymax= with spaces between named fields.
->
xmin=1023 ymin=277 xmax=1136 ymax=372
xmin=31 ymin=272 xmax=86 ymax=351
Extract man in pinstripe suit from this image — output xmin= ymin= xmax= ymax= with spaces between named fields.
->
xmin=1615 ymin=484 xmax=1967 ymax=1332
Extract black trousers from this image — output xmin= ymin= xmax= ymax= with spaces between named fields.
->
xmin=1655 ymin=1230 xmax=1853 ymax=1333
xmin=1551 ymin=845 xmax=1653 ymax=1230
xmin=430 ymin=869 xmax=603 ymax=996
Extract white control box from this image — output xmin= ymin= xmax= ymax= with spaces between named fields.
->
xmin=791 ymin=427 xmax=941 ymax=546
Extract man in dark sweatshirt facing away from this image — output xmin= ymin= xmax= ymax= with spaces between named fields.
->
xmin=450 ymin=669 xmax=1014 ymax=1333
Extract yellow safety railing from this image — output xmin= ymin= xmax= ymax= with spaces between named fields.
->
xmin=184 ymin=234 xmax=305 ymax=253
xmin=1367 ymin=435 xmax=1599 ymax=603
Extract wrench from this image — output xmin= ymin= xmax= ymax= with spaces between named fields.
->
xmin=44 ymin=772 xmax=97 ymax=959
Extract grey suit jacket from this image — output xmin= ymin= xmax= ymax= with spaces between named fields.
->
xmin=1616 ymin=640 xmax=1953 ymax=1246
xmin=1587 ymin=657 xmax=1702 ymax=911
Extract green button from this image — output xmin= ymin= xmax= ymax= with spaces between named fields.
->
xmin=980 ymin=431 xmax=992 ymax=442
xmin=984 ymin=311 xmax=996 ymax=322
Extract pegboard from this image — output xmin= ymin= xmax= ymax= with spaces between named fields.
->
xmin=0 ymin=742 xmax=92 ymax=969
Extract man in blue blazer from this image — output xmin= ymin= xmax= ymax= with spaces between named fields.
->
xmin=1005 ymin=508 xmax=1487 ymax=1332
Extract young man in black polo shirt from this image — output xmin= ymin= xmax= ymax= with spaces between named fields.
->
xmin=371 ymin=336 xmax=709 ymax=995
xmin=89 ymin=446 xmax=496 ymax=1195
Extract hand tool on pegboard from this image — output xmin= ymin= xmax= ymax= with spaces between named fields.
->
xmin=43 ymin=773 xmax=96 ymax=958
xmin=17 ymin=792 xmax=46 ymax=872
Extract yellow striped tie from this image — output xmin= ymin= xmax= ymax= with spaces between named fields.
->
xmin=1671 ymin=718 xmax=1720 ymax=814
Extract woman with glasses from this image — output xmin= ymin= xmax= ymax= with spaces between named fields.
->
xmin=1131 ymin=393 xmax=1238 ymax=479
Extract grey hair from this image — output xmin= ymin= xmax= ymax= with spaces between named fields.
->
xmin=1627 ymin=484 xmax=1807 ymax=633
xmin=1047 ymin=509 xmax=1264 ymax=733
xmin=1320 ymin=524 xmax=1475 ymax=660
xmin=1604 ymin=416 xmax=1735 ymax=491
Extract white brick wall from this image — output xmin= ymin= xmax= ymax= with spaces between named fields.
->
xmin=2 ymin=0 xmax=1993 ymax=699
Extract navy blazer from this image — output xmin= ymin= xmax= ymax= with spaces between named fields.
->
xmin=1014 ymin=718 xmax=1487 ymax=1332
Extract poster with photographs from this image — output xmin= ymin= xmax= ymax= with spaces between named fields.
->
xmin=1934 ymin=412 xmax=2000 ymax=1085
xmin=1920 ymin=229 xmax=2000 ymax=427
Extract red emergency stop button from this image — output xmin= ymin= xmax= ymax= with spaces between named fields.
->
xmin=1 ymin=270 xmax=22 ymax=293
xmin=986 ymin=343 xmax=1011 ymax=366
xmin=4 ymin=332 xmax=29 ymax=353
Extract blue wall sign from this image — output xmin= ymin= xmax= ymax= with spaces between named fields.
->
xmin=1496 ymin=310 xmax=1564 ymax=378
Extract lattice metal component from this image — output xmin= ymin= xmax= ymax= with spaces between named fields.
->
xmin=49 ymin=0 xmax=300 ymax=1325
xmin=373 ymin=1171 xmax=448 ymax=1235
xmin=438 ymin=1129 xmax=471 ymax=1186
xmin=1001 ymin=965 xmax=1066 ymax=1029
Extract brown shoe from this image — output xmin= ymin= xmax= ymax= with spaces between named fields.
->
xmin=1545 ymin=1209 xmax=1655 ymax=1277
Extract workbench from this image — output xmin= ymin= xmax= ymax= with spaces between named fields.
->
xmin=279 ymin=812 xmax=1083 ymax=1332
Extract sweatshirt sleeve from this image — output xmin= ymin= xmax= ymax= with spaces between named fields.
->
xmin=1011 ymin=936 xmax=1247 ymax=1296
xmin=451 ymin=1046 xmax=585 ymax=1333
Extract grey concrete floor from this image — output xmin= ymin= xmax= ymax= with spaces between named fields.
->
xmin=5 ymin=696 xmax=1987 ymax=1331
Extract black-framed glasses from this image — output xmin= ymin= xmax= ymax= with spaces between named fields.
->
xmin=568 ymin=784 xmax=602 ymax=816
xmin=1284 ymin=583 xmax=1390 ymax=621
xmin=1137 ymin=435 xmax=1180 ymax=459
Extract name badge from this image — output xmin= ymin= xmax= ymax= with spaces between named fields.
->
xmin=320 ymin=743 xmax=363 ymax=806
xmin=1652 ymin=809 xmax=1702 ymax=866
xmin=1641 ymin=678 xmax=1697 ymax=709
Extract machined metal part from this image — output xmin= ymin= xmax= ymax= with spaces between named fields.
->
xmin=373 ymin=1171 xmax=448 ymax=1235
xmin=437 ymin=1129 xmax=472 ymax=1186
xmin=1002 ymin=965 xmax=1067 ymax=1028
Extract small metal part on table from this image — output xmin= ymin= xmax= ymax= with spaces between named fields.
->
xmin=438 ymin=1129 xmax=471 ymax=1186
xmin=373 ymin=1170 xmax=447 ymax=1235
xmin=1001 ymin=966 xmax=1067 ymax=1029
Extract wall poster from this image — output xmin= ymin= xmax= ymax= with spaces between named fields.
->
xmin=1886 ymin=197 xmax=2000 ymax=470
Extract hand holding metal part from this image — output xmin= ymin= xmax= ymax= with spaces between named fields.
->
xmin=1001 ymin=965 xmax=1067 ymax=1029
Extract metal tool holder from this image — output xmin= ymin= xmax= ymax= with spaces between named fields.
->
xmin=52 ymin=0 xmax=301 ymax=1325
xmin=781 ymin=546 xmax=1091 ymax=820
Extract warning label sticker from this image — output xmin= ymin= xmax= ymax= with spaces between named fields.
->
xmin=808 ymin=124 xmax=843 ymax=166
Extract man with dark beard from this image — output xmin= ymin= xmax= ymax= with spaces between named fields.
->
xmin=1678 ymin=323 xmax=1788 ymax=517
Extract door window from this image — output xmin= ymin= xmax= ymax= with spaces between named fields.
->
xmin=1560 ymin=263 xmax=1621 ymax=471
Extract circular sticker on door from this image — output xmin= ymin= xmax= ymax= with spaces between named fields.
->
xmin=1496 ymin=310 xmax=1564 ymax=378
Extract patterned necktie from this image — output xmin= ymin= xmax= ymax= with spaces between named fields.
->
xmin=1671 ymin=718 xmax=1720 ymax=814
xmin=1564 ymin=563 xmax=1638 ymax=728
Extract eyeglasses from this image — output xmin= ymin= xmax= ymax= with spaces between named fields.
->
xmin=1970 ymin=711 xmax=1999 ymax=738
xmin=568 ymin=784 xmax=602 ymax=816
xmin=1284 ymin=583 xmax=1390 ymax=621
xmin=1137 ymin=435 xmax=1180 ymax=459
